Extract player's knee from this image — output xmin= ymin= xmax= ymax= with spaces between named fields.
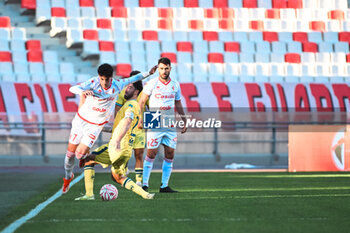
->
xmin=111 ymin=172 xmax=123 ymax=184
xmin=75 ymin=151 xmax=87 ymax=160
xmin=65 ymin=150 xmax=75 ymax=158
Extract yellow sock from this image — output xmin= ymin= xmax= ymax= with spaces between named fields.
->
xmin=123 ymin=178 xmax=149 ymax=198
xmin=84 ymin=166 xmax=95 ymax=197
xmin=135 ymin=168 xmax=143 ymax=183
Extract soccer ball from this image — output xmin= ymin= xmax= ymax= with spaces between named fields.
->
xmin=99 ymin=184 xmax=118 ymax=201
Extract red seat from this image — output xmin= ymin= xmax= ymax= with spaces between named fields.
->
xmin=243 ymin=0 xmax=257 ymax=8
xmin=302 ymin=42 xmax=318 ymax=52
xmin=263 ymin=31 xmax=278 ymax=42
xmin=287 ymin=0 xmax=303 ymax=8
xmin=224 ymin=42 xmax=240 ymax=52
xmin=0 ymin=17 xmax=10 ymax=28
xmin=184 ymin=0 xmax=198 ymax=7
xmin=158 ymin=8 xmax=173 ymax=18
xmin=285 ymin=53 xmax=301 ymax=63
xmin=51 ymin=7 xmax=66 ymax=17
xmin=272 ymin=0 xmax=287 ymax=8
xmin=0 ymin=51 xmax=12 ymax=62
xmin=139 ymin=0 xmax=154 ymax=7
xmin=26 ymin=40 xmax=41 ymax=50
xmin=142 ymin=30 xmax=158 ymax=41
xmin=79 ymin=0 xmax=94 ymax=7
xmin=116 ymin=64 xmax=131 ymax=77
xmin=97 ymin=19 xmax=112 ymax=29
xmin=219 ymin=8 xmax=234 ymax=18
xmin=21 ymin=0 xmax=36 ymax=9
xmin=293 ymin=32 xmax=308 ymax=42
xmin=265 ymin=9 xmax=280 ymax=19
xmin=346 ymin=54 xmax=350 ymax=63
xmin=219 ymin=19 xmax=234 ymax=30
xmin=99 ymin=41 xmax=114 ymax=51
xmin=83 ymin=30 xmax=99 ymax=40
xmin=203 ymin=31 xmax=218 ymax=41
xmin=328 ymin=10 xmax=344 ymax=20
xmin=208 ymin=53 xmax=224 ymax=63
xmin=204 ymin=9 xmax=219 ymax=18
xmin=109 ymin=0 xmax=124 ymax=7
xmin=309 ymin=21 xmax=325 ymax=32
xmin=158 ymin=19 xmax=173 ymax=30
xmin=339 ymin=32 xmax=350 ymax=43
xmin=177 ymin=42 xmax=193 ymax=52
xmin=161 ymin=52 xmax=177 ymax=63
xmin=189 ymin=20 xmax=203 ymax=30
xmin=27 ymin=51 xmax=43 ymax=62
xmin=111 ymin=7 xmax=127 ymax=18
xmin=250 ymin=20 xmax=264 ymax=30
xmin=213 ymin=0 xmax=228 ymax=8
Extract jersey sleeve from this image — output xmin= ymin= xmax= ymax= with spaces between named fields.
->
xmin=69 ymin=78 xmax=94 ymax=95
xmin=116 ymin=73 xmax=148 ymax=90
xmin=116 ymin=89 xmax=126 ymax=107
xmin=175 ymin=82 xmax=181 ymax=101
xmin=142 ymin=79 xmax=154 ymax=96
xmin=124 ymin=103 xmax=135 ymax=120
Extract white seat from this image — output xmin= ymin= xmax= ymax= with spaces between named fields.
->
xmin=188 ymin=31 xmax=203 ymax=42
xmin=334 ymin=42 xmax=349 ymax=53
xmin=236 ymin=8 xmax=249 ymax=19
xmin=255 ymin=53 xmax=270 ymax=62
xmin=113 ymin=29 xmax=128 ymax=41
xmin=44 ymin=63 xmax=60 ymax=75
xmin=82 ymin=18 xmax=96 ymax=29
xmin=314 ymin=9 xmax=327 ymax=20
xmin=112 ymin=18 xmax=127 ymax=30
xmin=161 ymin=41 xmax=176 ymax=53
xmin=66 ymin=29 xmax=83 ymax=48
xmin=331 ymin=53 xmax=346 ymax=63
xmin=14 ymin=63 xmax=29 ymax=74
xmin=130 ymin=41 xmax=145 ymax=53
xmin=271 ymin=63 xmax=285 ymax=76
xmin=224 ymin=53 xmax=239 ymax=63
xmin=287 ymin=42 xmax=302 ymax=53
xmin=209 ymin=41 xmax=224 ymax=53
xmin=218 ymin=31 xmax=233 ymax=42
xmin=234 ymin=20 xmax=249 ymax=31
xmin=233 ymin=32 xmax=248 ymax=42
xmin=124 ymin=0 xmax=140 ymax=7
xmin=173 ymin=19 xmax=188 ymax=31
xmin=0 ymin=62 xmax=13 ymax=74
xmin=308 ymin=32 xmax=323 ymax=43
xmin=193 ymin=52 xmax=208 ymax=63
xmin=203 ymin=19 xmax=219 ymax=31
xmin=81 ymin=7 xmax=95 ymax=18
xmin=10 ymin=40 xmax=25 ymax=52
xmin=60 ymin=62 xmax=75 ymax=75
xmin=327 ymin=21 xmax=341 ymax=32
xmin=323 ymin=32 xmax=338 ymax=42
xmin=177 ymin=52 xmax=192 ymax=63
xmin=116 ymin=51 xmax=131 ymax=63
xmin=29 ymin=62 xmax=44 ymax=75
xmin=316 ymin=53 xmax=331 ymax=63
xmin=12 ymin=51 xmax=27 ymax=63
xmin=248 ymin=31 xmax=263 ymax=42
xmin=256 ymin=41 xmax=270 ymax=53
xmin=0 ymin=29 xmax=11 ymax=40
xmin=36 ymin=5 xmax=51 ymax=25
xmin=155 ymin=0 xmax=169 ymax=7
xmin=296 ymin=20 xmax=309 ymax=31
xmin=255 ymin=63 xmax=269 ymax=76
xmin=250 ymin=8 xmax=265 ymax=19
xmin=278 ymin=32 xmax=293 ymax=42
xmin=173 ymin=8 xmax=188 ymax=19
xmin=239 ymin=53 xmax=254 ymax=62
xmin=315 ymin=64 xmax=330 ymax=76
xmin=265 ymin=20 xmax=281 ymax=31
xmin=0 ymin=40 xmax=9 ymax=51
xmin=281 ymin=20 xmax=295 ymax=31
xmin=301 ymin=53 xmax=315 ymax=63
xmin=144 ymin=8 xmax=158 ymax=18
xmin=158 ymin=31 xmax=173 ymax=41
xmin=303 ymin=0 xmax=314 ymax=8
xmin=50 ymin=17 xmax=67 ymax=37
xmin=280 ymin=9 xmax=296 ymax=20
xmin=145 ymin=41 xmax=161 ymax=53
xmin=188 ymin=8 xmax=204 ymax=19
xmin=12 ymin=28 xmax=26 ymax=40
xmin=127 ymin=30 xmax=142 ymax=41
xmin=193 ymin=41 xmax=208 ymax=52
xmin=296 ymin=9 xmax=314 ymax=20
xmin=96 ymin=8 xmax=110 ymax=18
xmin=100 ymin=51 xmax=116 ymax=65
xmin=335 ymin=0 xmax=348 ymax=9
xmin=318 ymin=42 xmax=333 ymax=53
xmin=67 ymin=18 xmax=81 ymax=29
xmin=81 ymin=40 xmax=99 ymax=58
xmin=98 ymin=29 xmax=113 ymax=41
xmin=127 ymin=8 xmax=143 ymax=18
xmin=319 ymin=0 xmax=334 ymax=9
xmin=31 ymin=74 xmax=46 ymax=82
xmin=173 ymin=31 xmax=188 ymax=41
xmin=331 ymin=64 xmax=346 ymax=76
xmin=257 ymin=0 xmax=272 ymax=8
xmin=240 ymin=41 xmax=255 ymax=53
xmin=43 ymin=51 xmax=58 ymax=64
xmin=115 ymin=41 xmax=130 ymax=52
xmin=240 ymin=64 xmax=254 ymax=76
xmin=285 ymin=64 xmax=301 ymax=76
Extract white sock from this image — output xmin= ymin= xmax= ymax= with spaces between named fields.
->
xmin=64 ymin=151 xmax=75 ymax=179
xmin=142 ymin=156 xmax=154 ymax=187
xmin=161 ymin=158 xmax=173 ymax=188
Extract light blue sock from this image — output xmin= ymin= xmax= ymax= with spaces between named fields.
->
xmin=142 ymin=156 xmax=154 ymax=187
xmin=161 ymin=158 xmax=173 ymax=188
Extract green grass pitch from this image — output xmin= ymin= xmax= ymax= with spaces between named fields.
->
xmin=2 ymin=172 xmax=350 ymax=233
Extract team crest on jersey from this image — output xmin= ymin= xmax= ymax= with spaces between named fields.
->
xmin=113 ymin=89 xmax=115 ymax=93
xmin=172 ymin=86 xmax=175 ymax=91
xmin=156 ymin=86 xmax=160 ymax=90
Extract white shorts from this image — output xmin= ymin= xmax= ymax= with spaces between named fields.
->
xmin=69 ymin=115 xmax=104 ymax=148
xmin=146 ymin=130 xmax=177 ymax=149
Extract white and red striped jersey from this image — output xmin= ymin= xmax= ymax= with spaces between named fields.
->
xmin=70 ymin=73 xmax=148 ymax=125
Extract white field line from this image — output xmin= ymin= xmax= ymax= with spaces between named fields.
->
xmin=1 ymin=173 xmax=84 ymax=233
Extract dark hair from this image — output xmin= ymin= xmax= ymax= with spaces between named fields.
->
xmin=98 ymin=63 xmax=113 ymax=78
xmin=129 ymin=70 xmax=141 ymax=77
xmin=158 ymin=57 xmax=171 ymax=66
xmin=132 ymin=81 xmax=143 ymax=95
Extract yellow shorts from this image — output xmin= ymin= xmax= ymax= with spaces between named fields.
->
xmin=133 ymin=129 xmax=146 ymax=149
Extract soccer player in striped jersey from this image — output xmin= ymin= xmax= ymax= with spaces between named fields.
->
xmin=62 ymin=64 xmax=157 ymax=194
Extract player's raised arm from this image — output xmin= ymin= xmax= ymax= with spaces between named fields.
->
xmin=122 ymin=65 xmax=158 ymax=87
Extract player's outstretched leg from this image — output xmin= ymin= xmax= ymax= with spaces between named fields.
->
xmin=62 ymin=151 xmax=75 ymax=194
xmin=75 ymin=163 xmax=95 ymax=201
xmin=160 ymin=158 xmax=178 ymax=193
xmin=142 ymin=156 xmax=154 ymax=191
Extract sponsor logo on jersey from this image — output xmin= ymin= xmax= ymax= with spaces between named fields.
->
xmin=155 ymin=93 xmax=175 ymax=99
xmin=92 ymin=107 xmax=107 ymax=112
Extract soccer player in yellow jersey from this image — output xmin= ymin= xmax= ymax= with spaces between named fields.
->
xmin=75 ymin=81 xmax=155 ymax=200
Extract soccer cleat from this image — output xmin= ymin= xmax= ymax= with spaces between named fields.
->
xmin=159 ymin=185 xmax=178 ymax=193
xmin=62 ymin=173 xmax=74 ymax=194
xmin=143 ymin=193 xmax=155 ymax=199
xmin=142 ymin=186 xmax=148 ymax=192
xmin=74 ymin=195 xmax=95 ymax=201
xmin=136 ymin=181 xmax=142 ymax=187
